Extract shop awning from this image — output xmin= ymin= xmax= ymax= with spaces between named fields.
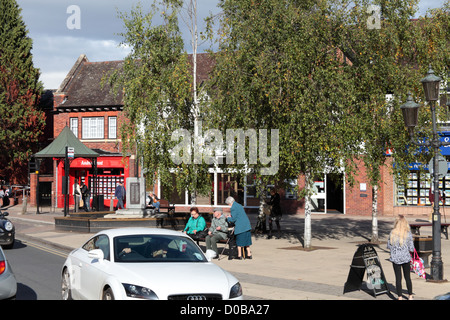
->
xmin=34 ymin=126 xmax=99 ymax=158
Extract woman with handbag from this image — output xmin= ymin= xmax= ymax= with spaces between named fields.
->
xmin=387 ymin=215 xmax=415 ymax=300
xmin=183 ymin=207 xmax=207 ymax=240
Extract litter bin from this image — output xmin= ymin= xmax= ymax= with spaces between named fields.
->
xmin=414 ymin=236 xmax=432 ymax=268
xmin=93 ymin=195 xmax=104 ymax=211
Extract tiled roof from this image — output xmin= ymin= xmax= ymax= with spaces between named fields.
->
xmin=56 ymin=53 xmax=215 ymax=109
xmin=57 ymin=56 xmax=124 ymax=108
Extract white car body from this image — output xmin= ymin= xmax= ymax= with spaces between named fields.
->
xmin=61 ymin=227 xmax=242 ymax=300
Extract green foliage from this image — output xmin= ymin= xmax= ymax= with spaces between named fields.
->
xmin=347 ymin=0 xmax=450 ymax=188
xmin=111 ymin=0 xmax=449 ymax=202
xmin=109 ymin=0 xmax=211 ymax=197
xmin=205 ymin=0 xmax=363 ymax=196
xmin=205 ymin=0 xmax=450 ymax=196
xmin=0 ymin=0 xmax=45 ymax=183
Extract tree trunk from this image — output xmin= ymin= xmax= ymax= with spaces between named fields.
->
xmin=304 ymin=172 xmax=312 ymax=249
xmin=371 ymin=185 xmax=379 ymax=243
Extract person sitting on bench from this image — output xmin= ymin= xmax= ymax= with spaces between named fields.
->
xmin=206 ymin=208 xmax=229 ymax=258
xmin=148 ymin=191 xmax=160 ymax=213
xmin=183 ymin=207 xmax=206 ymax=240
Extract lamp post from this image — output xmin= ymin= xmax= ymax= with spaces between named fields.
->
xmin=401 ymin=65 xmax=447 ymax=282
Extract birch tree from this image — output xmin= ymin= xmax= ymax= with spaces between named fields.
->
xmin=339 ymin=0 xmax=450 ymax=242
xmin=109 ymin=0 xmax=211 ymax=199
xmin=205 ymin=0 xmax=362 ymax=249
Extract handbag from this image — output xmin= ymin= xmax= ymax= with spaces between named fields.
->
xmin=410 ymin=249 xmax=426 ymax=279
xmin=196 ymin=227 xmax=209 ymax=239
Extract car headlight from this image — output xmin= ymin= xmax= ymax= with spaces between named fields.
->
xmin=122 ymin=283 xmax=159 ymax=300
xmin=4 ymin=221 xmax=13 ymax=232
xmin=229 ymin=282 xmax=243 ymax=299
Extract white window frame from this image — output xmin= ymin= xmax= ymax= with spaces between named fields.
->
xmin=70 ymin=117 xmax=78 ymax=138
xmin=108 ymin=116 xmax=117 ymax=139
xmin=82 ymin=117 xmax=104 ymax=139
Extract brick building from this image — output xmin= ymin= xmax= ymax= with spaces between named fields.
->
xmin=30 ymin=54 xmax=135 ymax=210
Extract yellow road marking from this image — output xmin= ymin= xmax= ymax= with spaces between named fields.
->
xmin=21 ymin=239 xmax=68 ymax=258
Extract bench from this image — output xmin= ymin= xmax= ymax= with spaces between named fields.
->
xmin=410 ymin=223 xmax=450 ymax=240
xmin=145 ymin=199 xmax=176 ymax=227
xmin=146 ymin=199 xmax=175 ymax=215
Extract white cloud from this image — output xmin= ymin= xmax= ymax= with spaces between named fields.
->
xmin=32 ymin=35 xmax=131 ymax=89
xmin=39 ymin=72 xmax=69 ymax=90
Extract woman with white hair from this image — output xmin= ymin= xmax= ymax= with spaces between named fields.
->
xmin=225 ymin=196 xmax=252 ymax=259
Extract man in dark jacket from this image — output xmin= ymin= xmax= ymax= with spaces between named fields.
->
xmin=266 ymin=189 xmax=282 ymax=239
xmin=115 ymin=181 xmax=125 ymax=210
xmin=80 ymin=182 xmax=90 ymax=212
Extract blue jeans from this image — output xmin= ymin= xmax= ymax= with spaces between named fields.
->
xmin=83 ymin=195 xmax=90 ymax=211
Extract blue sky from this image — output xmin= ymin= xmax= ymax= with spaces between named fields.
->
xmin=15 ymin=0 xmax=446 ymax=89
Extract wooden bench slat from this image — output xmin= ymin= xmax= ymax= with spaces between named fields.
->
xmin=410 ymin=223 xmax=449 ymax=240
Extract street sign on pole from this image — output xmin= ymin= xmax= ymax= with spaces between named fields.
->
xmin=429 ymin=155 xmax=448 ymax=178
xmin=67 ymin=147 xmax=74 ymax=158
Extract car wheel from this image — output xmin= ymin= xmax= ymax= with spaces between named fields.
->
xmin=102 ymin=287 xmax=115 ymax=300
xmin=61 ymin=268 xmax=73 ymax=300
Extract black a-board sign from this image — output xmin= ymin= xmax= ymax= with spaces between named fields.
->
xmin=343 ymin=244 xmax=389 ymax=297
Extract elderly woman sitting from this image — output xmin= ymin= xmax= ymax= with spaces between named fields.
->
xmin=183 ymin=206 xmax=206 ymax=240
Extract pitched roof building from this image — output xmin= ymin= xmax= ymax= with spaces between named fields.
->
xmin=31 ymin=53 xmax=216 ymax=210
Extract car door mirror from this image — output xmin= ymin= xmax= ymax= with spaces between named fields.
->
xmin=205 ymin=249 xmax=216 ymax=262
xmin=88 ymin=249 xmax=104 ymax=262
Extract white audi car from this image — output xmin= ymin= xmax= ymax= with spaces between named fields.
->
xmin=61 ymin=228 xmax=242 ymax=300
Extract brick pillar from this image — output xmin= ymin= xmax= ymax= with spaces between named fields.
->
xmin=30 ymin=173 xmax=37 ymax=206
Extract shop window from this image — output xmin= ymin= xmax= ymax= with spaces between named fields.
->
xmin=285 ymin=179 xmax=298 ymax=199
xmin=244 ymin=174 xmax=260 ymax=206
xmin=217 ymin=173 xmax=243 ymax=205
xmin=186 ymin=173 xmax=214 ymax=205
xmin=394 ymin=171 xmax=447 ymax=206
xmin=245 ymin=174 xmax=257 ymax=198
xmin=84 ymin=174 xmax=124 ymax=200
xmin=160 ymin=173 xmax=186 ymax=205
xmin=82 ymin=117 xmax=104 ymax=139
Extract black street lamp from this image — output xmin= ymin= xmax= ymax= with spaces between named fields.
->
xmin=401 ymin=65 xmax=447 ymax=282
xmin=400 ymin=93 xmax=420 ymax=136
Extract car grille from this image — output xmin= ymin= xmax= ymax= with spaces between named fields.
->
xmin=168 ymin=294 xmax=222 ymax=300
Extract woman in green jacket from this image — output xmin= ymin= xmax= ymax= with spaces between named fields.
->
xmin=183 ymin=207 xmax=206 ymax=240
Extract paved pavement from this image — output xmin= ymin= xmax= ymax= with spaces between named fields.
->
xmin=5 ymin=204 xmax=450 ymax=300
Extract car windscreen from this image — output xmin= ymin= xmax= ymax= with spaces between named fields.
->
xmin=113 ymin=234 xmax=207 ymax=263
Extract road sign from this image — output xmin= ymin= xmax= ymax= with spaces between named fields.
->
xmin=428 ymin=155 xmax=448 ymax=177
xmin=67 ymin=147 xmax=74 ymax=158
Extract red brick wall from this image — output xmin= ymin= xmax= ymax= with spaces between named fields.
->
xmin=53 ymin=110 xmax=125 ymax=154
xmin=345 ymin=159 xmax=373 ymax=215
xmin=293 ymin=159 xmax=388 ymax=216
xmin=29 ymin=173 xmax=37 ymax=206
